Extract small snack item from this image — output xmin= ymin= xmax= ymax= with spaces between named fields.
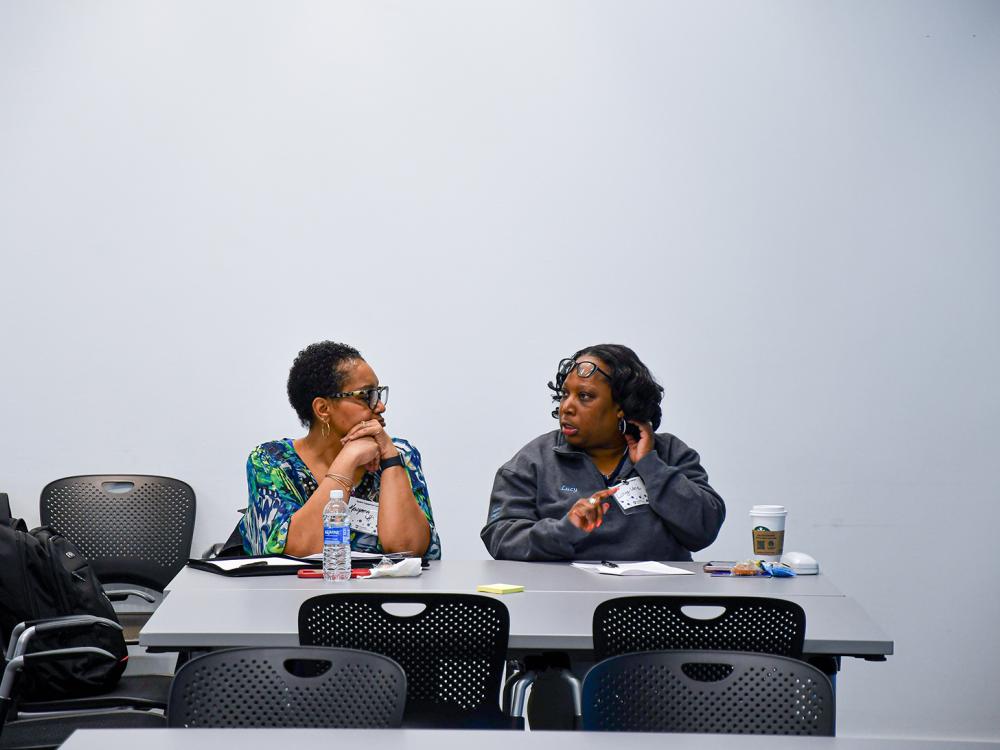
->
xmin=761 ymin=561 xmax=796 ymax=577
xmin=731 ymin=559 xmax=762 ymax=576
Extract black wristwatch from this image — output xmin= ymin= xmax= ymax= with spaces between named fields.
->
xmin=380 ymin=454 xmax=404 ymax=471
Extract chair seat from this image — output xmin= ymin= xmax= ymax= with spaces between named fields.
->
xmin=1 ymin=709 xmax=165 ymax=750
xmin=15 ymin=674 xmax=171 ymax=713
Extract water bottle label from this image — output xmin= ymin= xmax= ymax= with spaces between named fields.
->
xmin=324 ymin=525 xmax=350 ymax=545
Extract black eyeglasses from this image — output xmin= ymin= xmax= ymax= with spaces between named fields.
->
xmin=327 ymin=386 xmax=389 ymax=410
xmin=557 ymin=358 xmax=612 ymax=382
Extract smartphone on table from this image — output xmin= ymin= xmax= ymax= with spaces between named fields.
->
xmin=702 ymin=561 xmax=736 ymax=573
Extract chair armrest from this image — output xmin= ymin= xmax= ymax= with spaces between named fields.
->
xmin=7 ymin=616 xmax=122 ymax=660
xmin=104 ymin=589 xmax=157 ymax=604
xmin=1 ymin=647 xmax=115 ymax=705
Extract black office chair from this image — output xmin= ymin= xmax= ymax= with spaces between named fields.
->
xmin=1 ymin=617 xmax=165 ymax=750
xmin=298 ymin=593 xmax=519 ymax=729
xmin=593 ymin=596 xmax=806 ymax=661
xmin=40 ymin=475 xmax=196 ymax=597
xmin=166 ymin=647 xmax=406 ymax=728
xmin=33 ymin=476 xmax=196 ymax=713
xmin=582 ymin=650 xmax=835 ymax=735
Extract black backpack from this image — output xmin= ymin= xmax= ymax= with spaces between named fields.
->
xmin=0 ymin=518 xmax=128 ymax=699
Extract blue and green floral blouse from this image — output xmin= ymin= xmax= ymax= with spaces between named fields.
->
xmin=239 ymin=437 xmax=441 ymax=559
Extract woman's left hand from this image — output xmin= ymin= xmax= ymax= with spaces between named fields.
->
xmin=341 ymin=418 xmax=398 ymax=461
xmin=624 ymin=420 xmax=655 ymax=464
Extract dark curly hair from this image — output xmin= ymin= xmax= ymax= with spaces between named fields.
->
xmin=287 ymin=341 xmax=363 ymax=427
xmin=548 ymin=344 xmax=665 ymax=430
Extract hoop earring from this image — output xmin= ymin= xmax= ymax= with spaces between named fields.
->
xmin=321 ymin=420 xmax=330 ymax=439
xmin=618 ymin=417 xmax=627 ymax=434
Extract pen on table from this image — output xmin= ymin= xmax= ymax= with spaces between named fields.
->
xmin=601 ymin=560 xmax=618 ymax=569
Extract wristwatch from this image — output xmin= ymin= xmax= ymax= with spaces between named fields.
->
xmin=380 ymin=455 xmax=404 ymax=471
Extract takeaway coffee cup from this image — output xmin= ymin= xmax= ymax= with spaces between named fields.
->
xmin=750 ymin=505 xmax=787 ymax=561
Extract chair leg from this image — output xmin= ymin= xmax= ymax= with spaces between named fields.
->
xmin=507 ymin=671 xmax=538 ymax=719
xmin=558 ymin=668 xmax=582 ymax=718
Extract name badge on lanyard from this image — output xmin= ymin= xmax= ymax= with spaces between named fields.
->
xmin=611 ymin=476 xmax=650 ymax=514
xmin=348 ymin=495 xmax=380 ymax=535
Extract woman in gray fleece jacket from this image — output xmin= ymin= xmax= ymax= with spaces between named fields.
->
xmin=481 ymin=344 xmax=725 ymax=561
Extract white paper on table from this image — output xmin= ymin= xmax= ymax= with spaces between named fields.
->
xmin=203 ymin=557 xmax=305 ymax=571
xmin=571 ymin=561 xmax=694 ymax=576
xmin=362 ymin=558 xmax=422 ymax=579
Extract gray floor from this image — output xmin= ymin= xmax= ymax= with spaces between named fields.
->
xmin=125 ymin=644 xmax=177 ymax=676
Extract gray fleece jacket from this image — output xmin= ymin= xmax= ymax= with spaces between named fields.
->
xmin=480 ymin=430 xmax=725 ymax=561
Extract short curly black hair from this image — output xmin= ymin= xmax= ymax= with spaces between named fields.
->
xmin=287 ymin=341 xmax=363 ymax=427
xmin=548 ymin=343 xmax=665 ymax=430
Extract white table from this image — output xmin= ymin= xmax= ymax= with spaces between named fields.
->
xmin=165 ymin=560 xmax=848 ymax=596
xmin=61 ymin=728 xmax=999 ymax=750
xmin=141 ymin=560 xmax=892 ymax=660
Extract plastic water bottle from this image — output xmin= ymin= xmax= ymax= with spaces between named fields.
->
xmin=323 ymin=489 xmax=351 ymax=582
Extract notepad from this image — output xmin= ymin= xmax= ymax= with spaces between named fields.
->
xmin=186 ymin=555 xmax=321 ymax=577
xmin=477 ymin=583 xmax=524 ymax=594
xmin=199 ymin=557 xmax=305 ymax=571
xmin=571 ymin=561 xmax=694 ymax=576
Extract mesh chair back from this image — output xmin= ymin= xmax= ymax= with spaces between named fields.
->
xmin=298 ymin=593 xmax=512 ymax=728
xmin=167 ymin=647 xmax=406 ymax=728
xmin=593 ymin=596 xmax=806 ymax=661
xmin=582 ymin=650 xmax=834 ymax=735
xmin=40 ymin=475 xmax=195 ymax=591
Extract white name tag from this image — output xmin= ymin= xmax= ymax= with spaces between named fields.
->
xmin=612 ymin=476 xmax=650 ymax=514
xmin=348 ymin=495 xmax=379 ymax=535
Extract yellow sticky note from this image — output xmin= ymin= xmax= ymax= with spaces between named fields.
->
xmin=477 ymin=583 xmax=524 ymax=594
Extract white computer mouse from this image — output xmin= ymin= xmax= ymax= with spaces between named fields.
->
xmin=780 ymin=551 xmax=819 ymax=575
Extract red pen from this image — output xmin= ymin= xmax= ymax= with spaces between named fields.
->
xmin=297 ymin=568 xmax=371 ymax=579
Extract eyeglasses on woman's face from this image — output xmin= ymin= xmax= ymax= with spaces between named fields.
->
xmin=557 ymin=358 xmax=612 ymax=382
xmin=327 ymin=385 xmax=389 ymax=410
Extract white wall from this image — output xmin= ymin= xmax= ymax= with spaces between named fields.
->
xmin=2 ymin=0 xmax=998 ymax=739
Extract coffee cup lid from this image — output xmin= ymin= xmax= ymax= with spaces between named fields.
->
xmin=750 ymin=504 xmax=786 ymax=515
